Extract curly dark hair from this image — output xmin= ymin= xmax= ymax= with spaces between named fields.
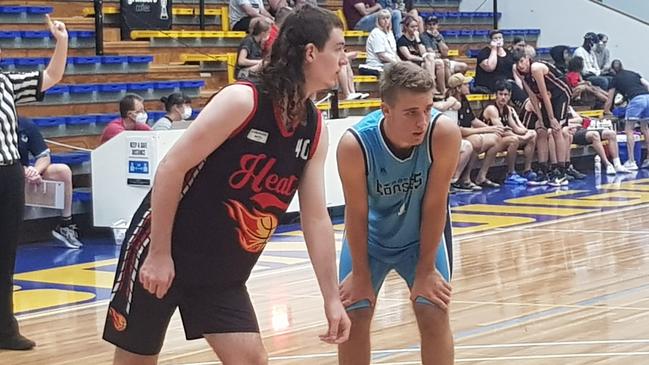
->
xmin=260 ymin=5 xmax=342 ymax=126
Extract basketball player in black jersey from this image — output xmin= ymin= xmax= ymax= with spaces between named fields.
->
xmin=513 ymin=50 xmax=572 ymax=186
xmin=103 ymin=6 xmax=351 ymax=364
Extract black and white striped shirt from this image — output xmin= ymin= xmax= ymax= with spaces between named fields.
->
xmin=0 ymin=70 xmax=43 ymax=164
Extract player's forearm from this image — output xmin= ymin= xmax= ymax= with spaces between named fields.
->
xmin=302 ymin=216 xmax=339 ymax=302
xmin=43 ymin=36 xmax=68 ymax=91
xmin=150 ymin=161 xmax=185 ymax=256
xmin=34 ymin=156 xmax=50 ymax=175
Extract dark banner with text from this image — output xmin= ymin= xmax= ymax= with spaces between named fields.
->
xmin=120 ymin=0 xmax=173 ymax=40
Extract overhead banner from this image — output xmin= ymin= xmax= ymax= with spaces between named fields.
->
xmin=120 ymin=0 xmax=173 ymax=40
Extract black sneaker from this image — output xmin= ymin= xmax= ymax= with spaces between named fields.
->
xmin=52 ymin=224 xmax=83 ymax=249
xmin=0 ymin=333 xmax=35 ymax=351
xmin=548 ymin=170 xmax=569 ymax=187
xmin=566 ymin=164 xmax=586 ymax=179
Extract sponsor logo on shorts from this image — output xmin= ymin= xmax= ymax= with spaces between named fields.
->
xmin=109 ymin=307 xmax=127 ymax=331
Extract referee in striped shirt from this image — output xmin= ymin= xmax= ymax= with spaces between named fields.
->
xmin=0 ymin=15 xmax=68 ymax=351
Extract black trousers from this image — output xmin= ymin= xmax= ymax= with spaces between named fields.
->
xmin=0 ymin=163 xmax=24 ymax=338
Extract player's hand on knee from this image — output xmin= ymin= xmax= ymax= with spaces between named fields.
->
xmin=319 ymin=299 xmax=351 ymax=344
xmin=339 ymin=272 xmax=376 ymax=308
xmin=410 ymin=269 xmax=452 ymax=311
xmin=139 ymin=252 xmax=175 ymax=299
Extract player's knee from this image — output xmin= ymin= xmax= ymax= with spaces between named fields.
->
xmin=46 ymin=163 xmax=72 ymax=181
xmin=414 ymin=303 xmax=450 ymax=337
xmin=243 ymin=350 xmax=268 ymax=365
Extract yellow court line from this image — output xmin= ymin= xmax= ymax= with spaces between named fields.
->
xmin=451 ymin=204 xmax=594 ymax=216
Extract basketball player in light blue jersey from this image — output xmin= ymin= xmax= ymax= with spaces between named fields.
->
xmin=337 ymin=62 xmax=460 ymax=364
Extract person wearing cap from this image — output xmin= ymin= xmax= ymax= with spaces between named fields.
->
xmin=446 ymin=73 xmax=517 ymax=190
xmin=573 ymin=32 xmax=609 ymax=90
xmin=153 ymin=93 xmax=193 ymax=131
xmin=421 ymin=16 xmax=467 ymax=77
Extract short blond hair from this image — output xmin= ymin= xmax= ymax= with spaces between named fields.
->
xmin=380 ymin=62 xmax=435 ymax=105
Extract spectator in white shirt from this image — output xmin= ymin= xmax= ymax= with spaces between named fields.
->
xmin=573 ymin=32 xmax=610 ymax=90
xmin=359 ymin=10 xmax=398 ymax=76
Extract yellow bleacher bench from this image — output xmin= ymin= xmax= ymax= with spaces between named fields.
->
xmin=355 ymin=50 xmax=460 ymax=60
xmin=180 ymin=53 xmax=237 ymax=83
xmin=131 ymin=30 xmax=245 ymax=39
xmin=84 ymin=7 xmax=223 ymax=17
xmin=317 ymin=99 xmax=382 ymax=111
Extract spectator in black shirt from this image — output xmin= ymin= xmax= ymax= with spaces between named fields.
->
xmin=396 ymin=15 xmax=446 ymax=94
xmin=603 ymin=60 xmax=649 ymax=170
xmin=474 ymin=30 xmax=526 ymax=107
xmin=236 ymin=18 xmax=271 ymax=79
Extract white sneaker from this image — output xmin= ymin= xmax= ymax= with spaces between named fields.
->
xmin=623 ymin=160 xmax=639 ymax=171
xmin=345 ymin=93 xmax=362 ymax=100
xmin=606 ymin=164 xmax=617 ymax=175
xmin=615 ymin=164 xmax=631 ymax=173
xmin=641 ymin=159 xmax=649 ymax=169
xmin=359 ymin=93 xmax=370 ymax=99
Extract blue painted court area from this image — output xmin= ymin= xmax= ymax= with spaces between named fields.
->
xmin=13 ymin=169 xmax=649 ymax=315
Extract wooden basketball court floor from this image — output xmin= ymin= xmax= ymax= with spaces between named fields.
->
xmin=5 ymin=175 xmax=649 ymax=364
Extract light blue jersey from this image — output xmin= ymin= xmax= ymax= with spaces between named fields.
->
xmin=339 ymin=109 xmax=453 ymax=310
xmin=350 ymin=108 xmax=442 ymax=261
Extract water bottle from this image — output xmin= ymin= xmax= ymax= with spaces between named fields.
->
xmin=594 ymin=155 xmax=602 ymax=175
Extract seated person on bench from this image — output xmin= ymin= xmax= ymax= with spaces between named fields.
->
xmin=18 ymin=116 xmax=82 ymax=249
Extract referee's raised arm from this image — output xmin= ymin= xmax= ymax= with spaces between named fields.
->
xmin=0 ymin=15 xmax=68 ymax=351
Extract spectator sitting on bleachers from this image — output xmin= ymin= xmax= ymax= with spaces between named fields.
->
xmin=481 ymin=80 xmax=544 ymax=185
xmin=447 ymin=73 xmax=517 ymax=190
xmin=262 ymin=6 xmax=292 ymax=56
xmin=603 ymin=59 xmax=649 ymax=171
xmin=229 ymin=0 xmax=274 ymax=31
xmin=397 ymin=15 xmax=445 ymax=94
xmin=268 ymin=0 xmax=288 ymax=16
xmin=343 ymin=0 xmax=401 ymax=38
xmin=421 ymin=16 xmax=468 ymax=77
xmin=549 ymin=45 xmax=571 ymax=74
xmin=561 ymin=107 xmax=629 ymax=175
xmin=359 ymin=10 xmax=398 ymax=76
xmin=18 ymin=116 xmax=82 ymax=249
xmin=153 ymin=93 xmax=192 ymax=131
xmin=100 ymin=94 xmax=152 ymax=144
xmin=235 ymin=18 xmax=271 ymax=79
xmin=510 ymin=37 xmax=526 ymax=53
xmin=594 ymin=33 xmax=611 ymax=76
xmin=339 ymin=51 xmax=369 ymax=100
xmin=474 ymin=30 xmax=526 ymax=108
xmin=565 ymin=56 xmax=608 ymax=106
xmin=573 ymin=32 xmax=610 ymax=90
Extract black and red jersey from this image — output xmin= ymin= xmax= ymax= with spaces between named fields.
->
xmin=523 ymin=60 xmax=572 ymax=99
xmin=114 ymin=80 xmax=322 ymax=293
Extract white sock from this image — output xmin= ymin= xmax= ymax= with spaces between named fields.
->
xmin=613 ymin=157 xmax=622 ymax=166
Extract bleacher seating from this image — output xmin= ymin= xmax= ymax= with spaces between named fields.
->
xmin=0 ymin=5 xmax=52 ymax=23
xmin=0 ymin=30 xmax=95 ymax=49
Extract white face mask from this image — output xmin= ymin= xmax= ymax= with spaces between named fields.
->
xmin=134 ymin=112 xmax=148 ymax=124
xmin=182 ymin=105 xmax=192 ymax=120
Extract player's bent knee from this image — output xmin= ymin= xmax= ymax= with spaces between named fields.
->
xmin=113 ymin=347 xmax=159 ymax=365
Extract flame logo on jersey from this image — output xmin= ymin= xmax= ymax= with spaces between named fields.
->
xmin=225 ymin=199 xmax=278 ymax=253
xmin=108 ymin=307 xmax=127 ymax=331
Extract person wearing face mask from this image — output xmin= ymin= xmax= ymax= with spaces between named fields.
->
xmin=152 ymin=93 xmax=193 ymax=131
xmin=100 ymin=94 xmax=152 ymax=144
xmin=594 ymin=33 xmax=612 ymax=76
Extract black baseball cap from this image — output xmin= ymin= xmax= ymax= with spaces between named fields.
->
xmin=425 ymin=15 xmax=439 ymax=24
